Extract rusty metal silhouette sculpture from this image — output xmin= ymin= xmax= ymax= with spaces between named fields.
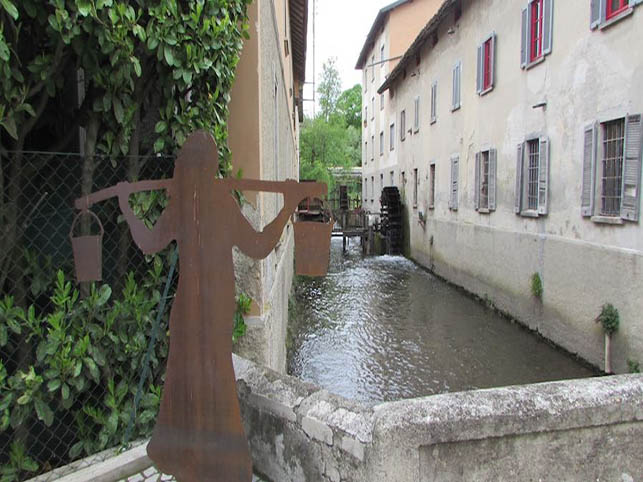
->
xmin=72 ymin=130 xmax=328 ymax=481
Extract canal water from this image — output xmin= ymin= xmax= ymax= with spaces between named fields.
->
xmin=288 ymin=238 xmax=597 ymax=404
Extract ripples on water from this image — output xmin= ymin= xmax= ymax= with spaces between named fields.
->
xmin=288 ymin=238 xmax=596 ymax=405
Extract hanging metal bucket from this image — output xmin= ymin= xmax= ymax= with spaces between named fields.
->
xmin=293 ymin=205 xmax=333 ymax=277
xmin=69 ymin=210 xmax=104 ymax=282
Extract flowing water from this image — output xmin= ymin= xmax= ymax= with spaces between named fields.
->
xmin=288 ymin=238 xmax=597 ymax=404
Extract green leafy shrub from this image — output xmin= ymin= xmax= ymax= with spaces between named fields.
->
xmin=597 ymin=303 xmax=620 ymax=336
xmin=530 ymin=273 xmax=543 ymax=299
xmin=627 ymin=359 xmax=640 ymax=374
xmin=0 ymin=261 xmax=171 ymax=477
xmin=233 ymin=293 xmax=252 ymax=343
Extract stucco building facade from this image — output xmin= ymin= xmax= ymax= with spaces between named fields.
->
xmin=369 ymin=0 xmax=642 ymax=373
xmin=228 ymin=0 xmax=307 ymax=373
xmin=356 ymin=0 xmax=443 ymax=212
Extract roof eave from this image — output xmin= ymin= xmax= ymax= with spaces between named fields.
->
xmin=378 ymin=0 xmax=456 ymax=94
xmin=354 ymin=0 xmax=413 ymax=70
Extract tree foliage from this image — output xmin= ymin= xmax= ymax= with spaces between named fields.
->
xmin=300 ymin=62 xmax=361 ymax=198
xmin=317 ymin=58 xmax=341 ymax=123
xmin=0 ymin=0 xmax=250 ymax=165
xmin=336 ymin=84 xmax=362 ymax=130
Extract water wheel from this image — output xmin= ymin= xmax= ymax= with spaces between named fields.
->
xmin=380 ymin=186 xmax=403 ymax=255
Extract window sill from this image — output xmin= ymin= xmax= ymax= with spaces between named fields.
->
xmin=479 ymin=85 xmax=494 ymax=96
xmin=477 ymin=208 xmax=490 ymax=214
xmin=524 ymin=55 xmax=545 ymax=70
xmin=449 ymin=207 xmax=458 ymax=212
xmin=600 ymin=7 xmax=633 ymax=29
xmin=428 ymin=205 xmax=435 ymax=210
xmin=413 ymin=204 xmax=418 ymax=210
xmin=520 ymin=210 xmax=540 ymax=218
xmin=430 ymin=119 xmax=437 ymax=125
xmin=414 ymin=128 xmax=419 ymax=134
xmin=451 ymin=105 xmax=461 ymax=112
xmin=591 ymin=215 xmax=624 ymax=225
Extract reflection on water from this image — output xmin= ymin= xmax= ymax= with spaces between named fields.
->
xmin=288 ymin=238 xmax=596 ymax=404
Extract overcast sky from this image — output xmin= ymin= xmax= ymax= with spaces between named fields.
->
xmin=303 ymin=0 xmax=391 ymax=117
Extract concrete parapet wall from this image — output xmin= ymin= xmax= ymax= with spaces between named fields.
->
xmin=37 ymin=357 xmax=642 ymax=481
xmin=234 ymin=355 xmax=643 ymax=482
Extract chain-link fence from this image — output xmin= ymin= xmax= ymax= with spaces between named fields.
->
xmin=0 ymin=150 xmax=177 ymax=481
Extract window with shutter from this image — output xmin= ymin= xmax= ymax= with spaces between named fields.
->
xmin=521 ymin=0 xmax=554 ymax=69
xmin=475 ymin=149 xmax=496 ymax=212
xmin=591 ymin=0 xmax=639 ymax=29
xmin=584 ymin=114 xmax=641 ymax=223
xmin=414 ymin=97 xmax=420 ymax=132
xmin=400 ymin=110 xmax=406 ymax=141
xmin=429 ymin=164 xmax=435 ymax=209
xmin=380 ymin=131 xmax=384 ymax=156
xmin=452 ymin=62 xmax=461 ymax=111
xmin=390 ymin=123 xmax=395 ymax=151
xmin=450 ymin=155 xmax=459 ymax=211
xmin=516 ymin=136 xmax=550 ymax=216
xmin=430 ymin=81 xmax=438 ymax=124
xmin=477 ymin=34 xmax=496 ymax=95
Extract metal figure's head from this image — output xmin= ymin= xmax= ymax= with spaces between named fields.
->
xmin=173 ymin=130 xmax=220 ymax=181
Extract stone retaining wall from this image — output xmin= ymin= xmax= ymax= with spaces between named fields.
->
xmin=37 ymin=356 xmax=643 ymax=481
xmin=235 ymin=355 xmax=643 ymax=482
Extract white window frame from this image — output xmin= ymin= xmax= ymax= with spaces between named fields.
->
xmin=474 ymin=148 xmax=497 ymax=213
xmin=515 ymin=135 xmax=550 ymax=217
xmin=414 ymin=96 xmax=420 ymax=132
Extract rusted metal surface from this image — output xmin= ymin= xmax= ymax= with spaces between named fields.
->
xmin=72 ymin=130 xmax=327 ymax=481
xmin=69 ymin=210 xmax=104 ymax=282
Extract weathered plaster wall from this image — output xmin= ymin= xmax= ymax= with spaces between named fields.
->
xmin=377 ymin=0 xmax=643 ymax=372
xmin=229 ymin=0 xmax=301 ymax=373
